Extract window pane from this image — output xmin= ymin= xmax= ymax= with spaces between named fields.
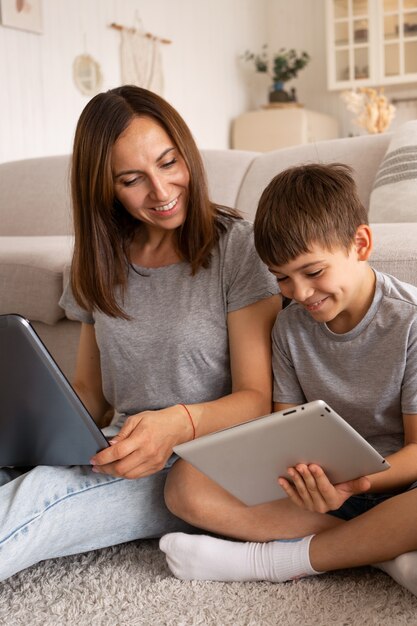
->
xmin=354 ymin=47 xmax=369 ymax=78
xmin=405 ymin=40 xmax=417 ymax=72
xmin=384 ymin=14 xmax=399 ymax=38
xmin=335 ymin=21 xmax=349 ymax=45
xmin=336 ymin=49 xmax=350 ymax=80
xmin=384 ymin=0 xmax=399 ymax=11
xmin=404 ymin=0 xmax=417 ymax=10
xmin=354 ymin=19 xmax=368 ymax=41
xmin=352 ymin=0 xmax=368 ymax=16
xmin=404 ymin=12 xmax=417 ymax=36
xmin=334 ymin=0 xmax=349 ymax=19
xmin=384 ymin=43 xmax=400 ymax=75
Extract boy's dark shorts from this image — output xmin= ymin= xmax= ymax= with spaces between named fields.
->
xmin=328 ymin=481 xmax=417 ymax=521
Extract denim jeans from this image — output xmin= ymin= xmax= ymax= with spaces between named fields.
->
xmin=328 ymin=482 xmax=417 ymax=521
xmin=0 ymin=426 xmax=192 ymax=581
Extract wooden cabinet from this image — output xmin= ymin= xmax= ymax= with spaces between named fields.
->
xmin=326 ymin=0 xmax=417 ymax=89
xmin=231 ymin=107 xmax=339 ymax=152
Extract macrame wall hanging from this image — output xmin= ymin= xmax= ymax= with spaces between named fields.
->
xmin=109 ymin=20 xmax=171 ymax=96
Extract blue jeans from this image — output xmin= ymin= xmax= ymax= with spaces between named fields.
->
xmin=0 ymin=426 xmax=192 ymax=581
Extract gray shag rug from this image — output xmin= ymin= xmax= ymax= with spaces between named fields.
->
xmin=1 ymin=540 xmax=417 ymax=626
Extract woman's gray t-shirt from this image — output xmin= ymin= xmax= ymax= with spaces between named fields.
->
xmin=60 ymin=218 xmax=278 ymax=416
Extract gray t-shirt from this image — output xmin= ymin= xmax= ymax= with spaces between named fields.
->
xmin=272 ymin=270 xmax=417 ymax=457
xmin=60 ymin=218 xmax=278 ymax=416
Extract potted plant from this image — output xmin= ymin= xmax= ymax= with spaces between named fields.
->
xmin=241 ymin=45 xmax=311 ymax=103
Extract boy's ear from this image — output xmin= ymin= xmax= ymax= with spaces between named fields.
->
xmin=354 ymin=224 xmax=373 ymax=261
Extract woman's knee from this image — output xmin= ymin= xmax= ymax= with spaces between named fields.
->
xmin=164 ymin=461 xmax=209 ymax=522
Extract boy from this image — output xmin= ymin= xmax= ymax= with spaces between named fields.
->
xmin=160 ymin=164 xmax=417 ymax=595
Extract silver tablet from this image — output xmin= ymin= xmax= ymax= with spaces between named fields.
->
xmin=0 ymin=314 xmax=109 ymax=466
xmin=174 ymin=400 xmax=390 ymax=506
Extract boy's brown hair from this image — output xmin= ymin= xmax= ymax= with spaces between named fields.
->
xmin=254 ymin=163 xmax=369 ymax=267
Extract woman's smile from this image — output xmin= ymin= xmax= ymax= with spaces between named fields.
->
xmin=152 ymin=196 xmax=179 ymax=213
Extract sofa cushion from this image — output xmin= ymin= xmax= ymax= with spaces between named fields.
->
xmin=0 ymin=236 xmax=74 ymax=324
xmin=371 ymin=223 xmax=417 ymax=288
xmin=201 ymin=149 xmax=258 ymax=209
xmin=368 ymin=121 xmax=417 ymax=223
xmin=0 ymin=155 xmax=72 ymax=236
xmin=236 ymin=134 xmax=390 ymax=221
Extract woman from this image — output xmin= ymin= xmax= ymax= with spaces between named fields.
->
xmin=0 ymin=86 xmax=280 ymax=581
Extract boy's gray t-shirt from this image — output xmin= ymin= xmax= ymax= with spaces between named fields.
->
xmin=60 ymin=218 xmax=278 ymax=416
xmin=272 ymin=270 xmax=417 ymax=457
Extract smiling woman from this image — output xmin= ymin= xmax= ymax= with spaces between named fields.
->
xmin=70 ymin=86 xmax=250 ymax=319
xmin=0 ymin=85 xmax=281 ymax=582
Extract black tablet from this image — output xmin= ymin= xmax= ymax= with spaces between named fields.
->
xmin=0 ymin=314 xmax=109 ymax=465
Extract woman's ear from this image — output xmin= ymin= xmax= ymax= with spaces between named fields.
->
xmin=354 ymin=224 xmax=373 ymax=261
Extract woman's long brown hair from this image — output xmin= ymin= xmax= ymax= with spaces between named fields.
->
xmin=71 ymin=85 xmax=240 ymax=318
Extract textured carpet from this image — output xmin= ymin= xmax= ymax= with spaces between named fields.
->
xmin=1 ymin=540 xmax=417 ymax=626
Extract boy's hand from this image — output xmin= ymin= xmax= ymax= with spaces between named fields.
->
xmin=278 ymin=463 xmax=371 ymax=514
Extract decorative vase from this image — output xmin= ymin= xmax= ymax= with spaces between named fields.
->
xmin=269 ymin=81 xmax=291 ymax=103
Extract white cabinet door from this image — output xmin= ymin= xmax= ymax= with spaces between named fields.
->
xmin=326 ymin=0 xmax=417 ymax=88
xmin=381 ymin=0 xmax=417 ymax=85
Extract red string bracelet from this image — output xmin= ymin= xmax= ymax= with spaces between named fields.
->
xmin=179 ymin=403 xmax=196 ymax=440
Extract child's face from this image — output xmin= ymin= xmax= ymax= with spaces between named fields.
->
xmin=268 ymin=239 xmax=375 ymax=333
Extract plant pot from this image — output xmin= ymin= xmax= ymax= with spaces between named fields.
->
xmin=269 ymin=82 xmax=291 ymax=103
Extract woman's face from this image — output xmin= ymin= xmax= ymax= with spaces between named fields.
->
xmin=111 ymin=116 xmax=190 ymax=235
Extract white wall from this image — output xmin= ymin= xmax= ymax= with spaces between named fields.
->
xmin=265 ymin=0 xmax=333 ymax=119
xmin=1 ymin=0 xmax=416 ymax=164
xmin=0 ymin=0 xmax=267 ymax=163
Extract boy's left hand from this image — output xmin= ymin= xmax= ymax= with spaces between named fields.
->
xmin=278 ymin=464 xmax=371 ymax=514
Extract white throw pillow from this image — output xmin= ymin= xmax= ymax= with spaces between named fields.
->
xmin=368 ymin=120 xmax=417 ymax=223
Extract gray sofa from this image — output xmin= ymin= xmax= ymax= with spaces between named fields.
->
xmin=1 ymin=132 xmax=416 ymax=379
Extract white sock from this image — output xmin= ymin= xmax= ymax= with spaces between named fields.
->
xmin=375 ymin=552 xmax=417 ymax=597
xmin=159 ymin=532 xmax=322 ymax=582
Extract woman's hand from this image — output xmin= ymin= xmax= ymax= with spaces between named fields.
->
xmin=90 ymin=406 xmax=193 ymax=479
xmin=278 ymin=463 xmax=371 ymax=514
